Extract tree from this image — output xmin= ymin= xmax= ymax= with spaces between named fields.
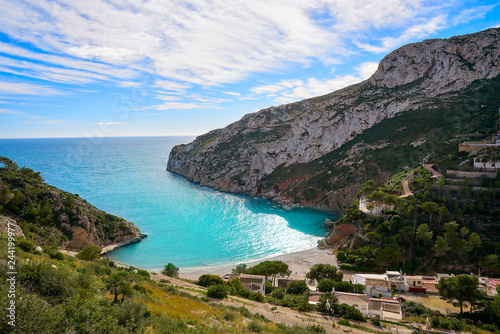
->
xmin=334 ymin=281 xmax=364 ymax=294
xmin=416 ymin=224 xmax=433 ymax=246
xmin=247 ymin=260 xmax=289 ymax=286
xmin=76 ymin=245 xmax=102 ymax=262
xmin=306 ymin=264 xmax=343 ymax=283
xmin=420 ymin=202 xmax=439 ymax=224
xmin=317 ymin=292 xmax=338 ymax=314
xmin=232 ymin=263 xmax=247 ymax=274
xmin=434 ymin=236 xmax=450 ymax=257
xmin=436 ymin=274 xmax=486 ymax=314
xmin=317 ymin=278 xmax=336 ymax=292
xmin=287 ymin=281 xmax=309 ymax=295
xmin=467 ymin=232 xmax=481 ymax=253
xmin=162 ymin=263 xmax=179 ymax=278
xmin=438 ymin=206 xmax=449 ymax=227
xmin=0 ymin=156 xmax=18 ymax=170
xmin=106 ymin=272 xmax=132 ymax=303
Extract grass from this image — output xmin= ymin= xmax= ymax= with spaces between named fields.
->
xmin=416 ymin=296 xmax=466 ymax=312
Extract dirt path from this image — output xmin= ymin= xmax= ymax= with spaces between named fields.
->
xmin=151 ymin=273 xmax=413 ymax=334
xmin=400 ymin=180 xmax=413 ymax=197
xmin=422 ymin=164 xmax=442 ymax=178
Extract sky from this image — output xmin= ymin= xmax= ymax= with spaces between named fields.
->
xmin=0 ymin=0 xmax=499 ymax=139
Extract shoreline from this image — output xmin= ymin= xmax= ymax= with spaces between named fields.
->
xmin=60 ymin=244 xmax=339 ymax=281
xmin=178 ymin=246 xmax=338 ymax=281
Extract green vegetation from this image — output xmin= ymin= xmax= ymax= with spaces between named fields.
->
xmin=0 ymin=234 xmax=332 ymax=333
xmin=262 ymin=75 xmax=500 ymax=208
xmin=161 ymin=263 xmax=179 ymax=278
xmin=333 ymin=163 xmax=499 ymax=275
xmin=306 ymin=263 xmax=343 ymax=282
xmin=76 ymin=244 xmax=102 ymax=262
xmin=436 ymin=274 xmax=486 ymax=314
xmin=0 ymin=156 xmax=139 ymax=249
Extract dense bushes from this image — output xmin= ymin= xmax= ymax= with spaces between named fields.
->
xmin=207 ymin=284 xmax=227 ymax=299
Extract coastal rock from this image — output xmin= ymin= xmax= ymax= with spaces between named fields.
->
xmin=0 ymin=215 xmax=25 ymax=238
xmin=167 ymin=28 xmax=500 ymax=211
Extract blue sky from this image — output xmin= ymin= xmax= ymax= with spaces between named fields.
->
xmin=0 ymin=0 xmax=499 ymax=138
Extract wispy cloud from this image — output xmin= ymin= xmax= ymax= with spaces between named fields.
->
xmin=92 ymin=122 xmax=125 ymax=125
xmin=1 ymin=0 xmax=481 ymax=88
xmin=252 ymin=61 xmax=379 ymax=103
xmin=0 ymin=82 xmax=62 ymax=95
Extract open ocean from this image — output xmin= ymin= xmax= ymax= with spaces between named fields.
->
xmin=0 ymin=136 xmax=339 ymax=270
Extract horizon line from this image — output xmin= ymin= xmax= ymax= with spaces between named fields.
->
xmin=0 ymin=134 xmax=201 ymax=140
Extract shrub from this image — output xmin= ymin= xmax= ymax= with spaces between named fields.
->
xmin=270 ymin=288 xmax=286 ymax=300
xmin=336 ymin=303 xmax=365 ymax=321
xmin=76 ymin=245 xmax=102 ymax=262
xmin=247 ymin=320 xmax=263 ymax=333
xmin=17 ymin=238 xmax=36 ymax=253
xmin=265 ymin=280 xmax=273 ymax=294
xmin=317 ymin=278 xmax=335 ymax=292
xmin=337 ymin=319 xmax=350 ymax=326
xmin=287 ymin=281 xmax=308 ymax=295
xmin=370 ymin=315 xmax=381 ymax=326
xmin=239 ymin=306 xmax=253 ymax=318
xmin=207 ymin=284 xmax=227 ymax=299
xmin=337 ymin=251 xmax=347 ymax=262
xmin=162 ymin=263 xmax=179 ymax=278
xmin=197 ymin=274 xmax=224 ymax=287
xmin=136 ymin=269 xmax=150 ymax=278
xmin=306 ymin=324 xmax=326 ymax=333
xmin=222 ymin=311 xmax=236 ymax=322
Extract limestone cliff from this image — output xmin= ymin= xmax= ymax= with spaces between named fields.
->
xmin=167 ymin=28 xmax=500 ymax=211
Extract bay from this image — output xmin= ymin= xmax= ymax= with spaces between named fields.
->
xmin=0 ymin=136 xmax=339 ymax=270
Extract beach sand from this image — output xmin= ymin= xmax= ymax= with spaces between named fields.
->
xmin=178 ymin=247 xmax=338 ymax=281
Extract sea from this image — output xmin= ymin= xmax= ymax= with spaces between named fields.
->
xmin=0 ymin=136 xmax=339 ymax=271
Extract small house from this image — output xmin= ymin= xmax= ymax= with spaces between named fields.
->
xmin=240 ymin=274 xmax=266 ymax=295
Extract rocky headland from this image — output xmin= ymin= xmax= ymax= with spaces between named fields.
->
xmin=167 ymin=28 xmax=500 ymax=211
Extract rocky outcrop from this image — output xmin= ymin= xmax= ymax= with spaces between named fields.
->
xmin=0 ymin=215 xmax=25 ymax=238
xmin=167 ymin=28 xmax=500 ymax=211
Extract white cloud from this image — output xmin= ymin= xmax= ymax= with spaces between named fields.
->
xmin=118 ymin=81 xmax=142 ymax=88
xmin=252 ymin=61 xmax=378 ymax=103
xmin=155 ymin=80 xmax=192 ymax=94
xmin=151 ymin=102 xmax=206 ymax=110
xmin=0 ymin=108 xmax=23 ymax=115
xmin=451 ymin=5 xmax=495 ymax=26
xmin=38 ymin=119 xmax=70 ymax=125
xmin=223 ymin=91 xmax=241 ymax=96
xmin=0 ymin=0 xmax=494 ymax=102
xmin=0 ymin=82 xmax=62 ymax=95
xmin=92 ymin=122 xmax=125 ymax=125
xmin=357 ymin=62 xmax=379 ymax=79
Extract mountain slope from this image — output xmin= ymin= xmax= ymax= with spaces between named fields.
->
xmin=167 ymin=28 xmax=500 ymax=211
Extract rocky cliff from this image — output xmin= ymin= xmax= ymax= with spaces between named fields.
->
xmin=167 ymin=28 xmax=500 ymax=211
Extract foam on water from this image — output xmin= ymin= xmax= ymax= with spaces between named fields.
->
xmin=0 ymin=136 xmax=340 ymax=269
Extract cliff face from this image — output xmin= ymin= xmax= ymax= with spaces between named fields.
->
xmin=167 ymin=28 xmax=500 ymax=211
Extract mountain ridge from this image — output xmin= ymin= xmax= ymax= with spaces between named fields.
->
xmin=167 ymin=28 xmax=500 ymax=211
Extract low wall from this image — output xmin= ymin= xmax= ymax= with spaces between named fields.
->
xmin=445 ymin=170 xmax=496 ymax=179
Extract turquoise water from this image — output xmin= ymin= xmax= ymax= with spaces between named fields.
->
xmin=0 ymin=137 xmax=339 ymax=270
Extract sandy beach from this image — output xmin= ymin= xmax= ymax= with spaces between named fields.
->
xmin=178 ymin=246 xmax=338 ymax=281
